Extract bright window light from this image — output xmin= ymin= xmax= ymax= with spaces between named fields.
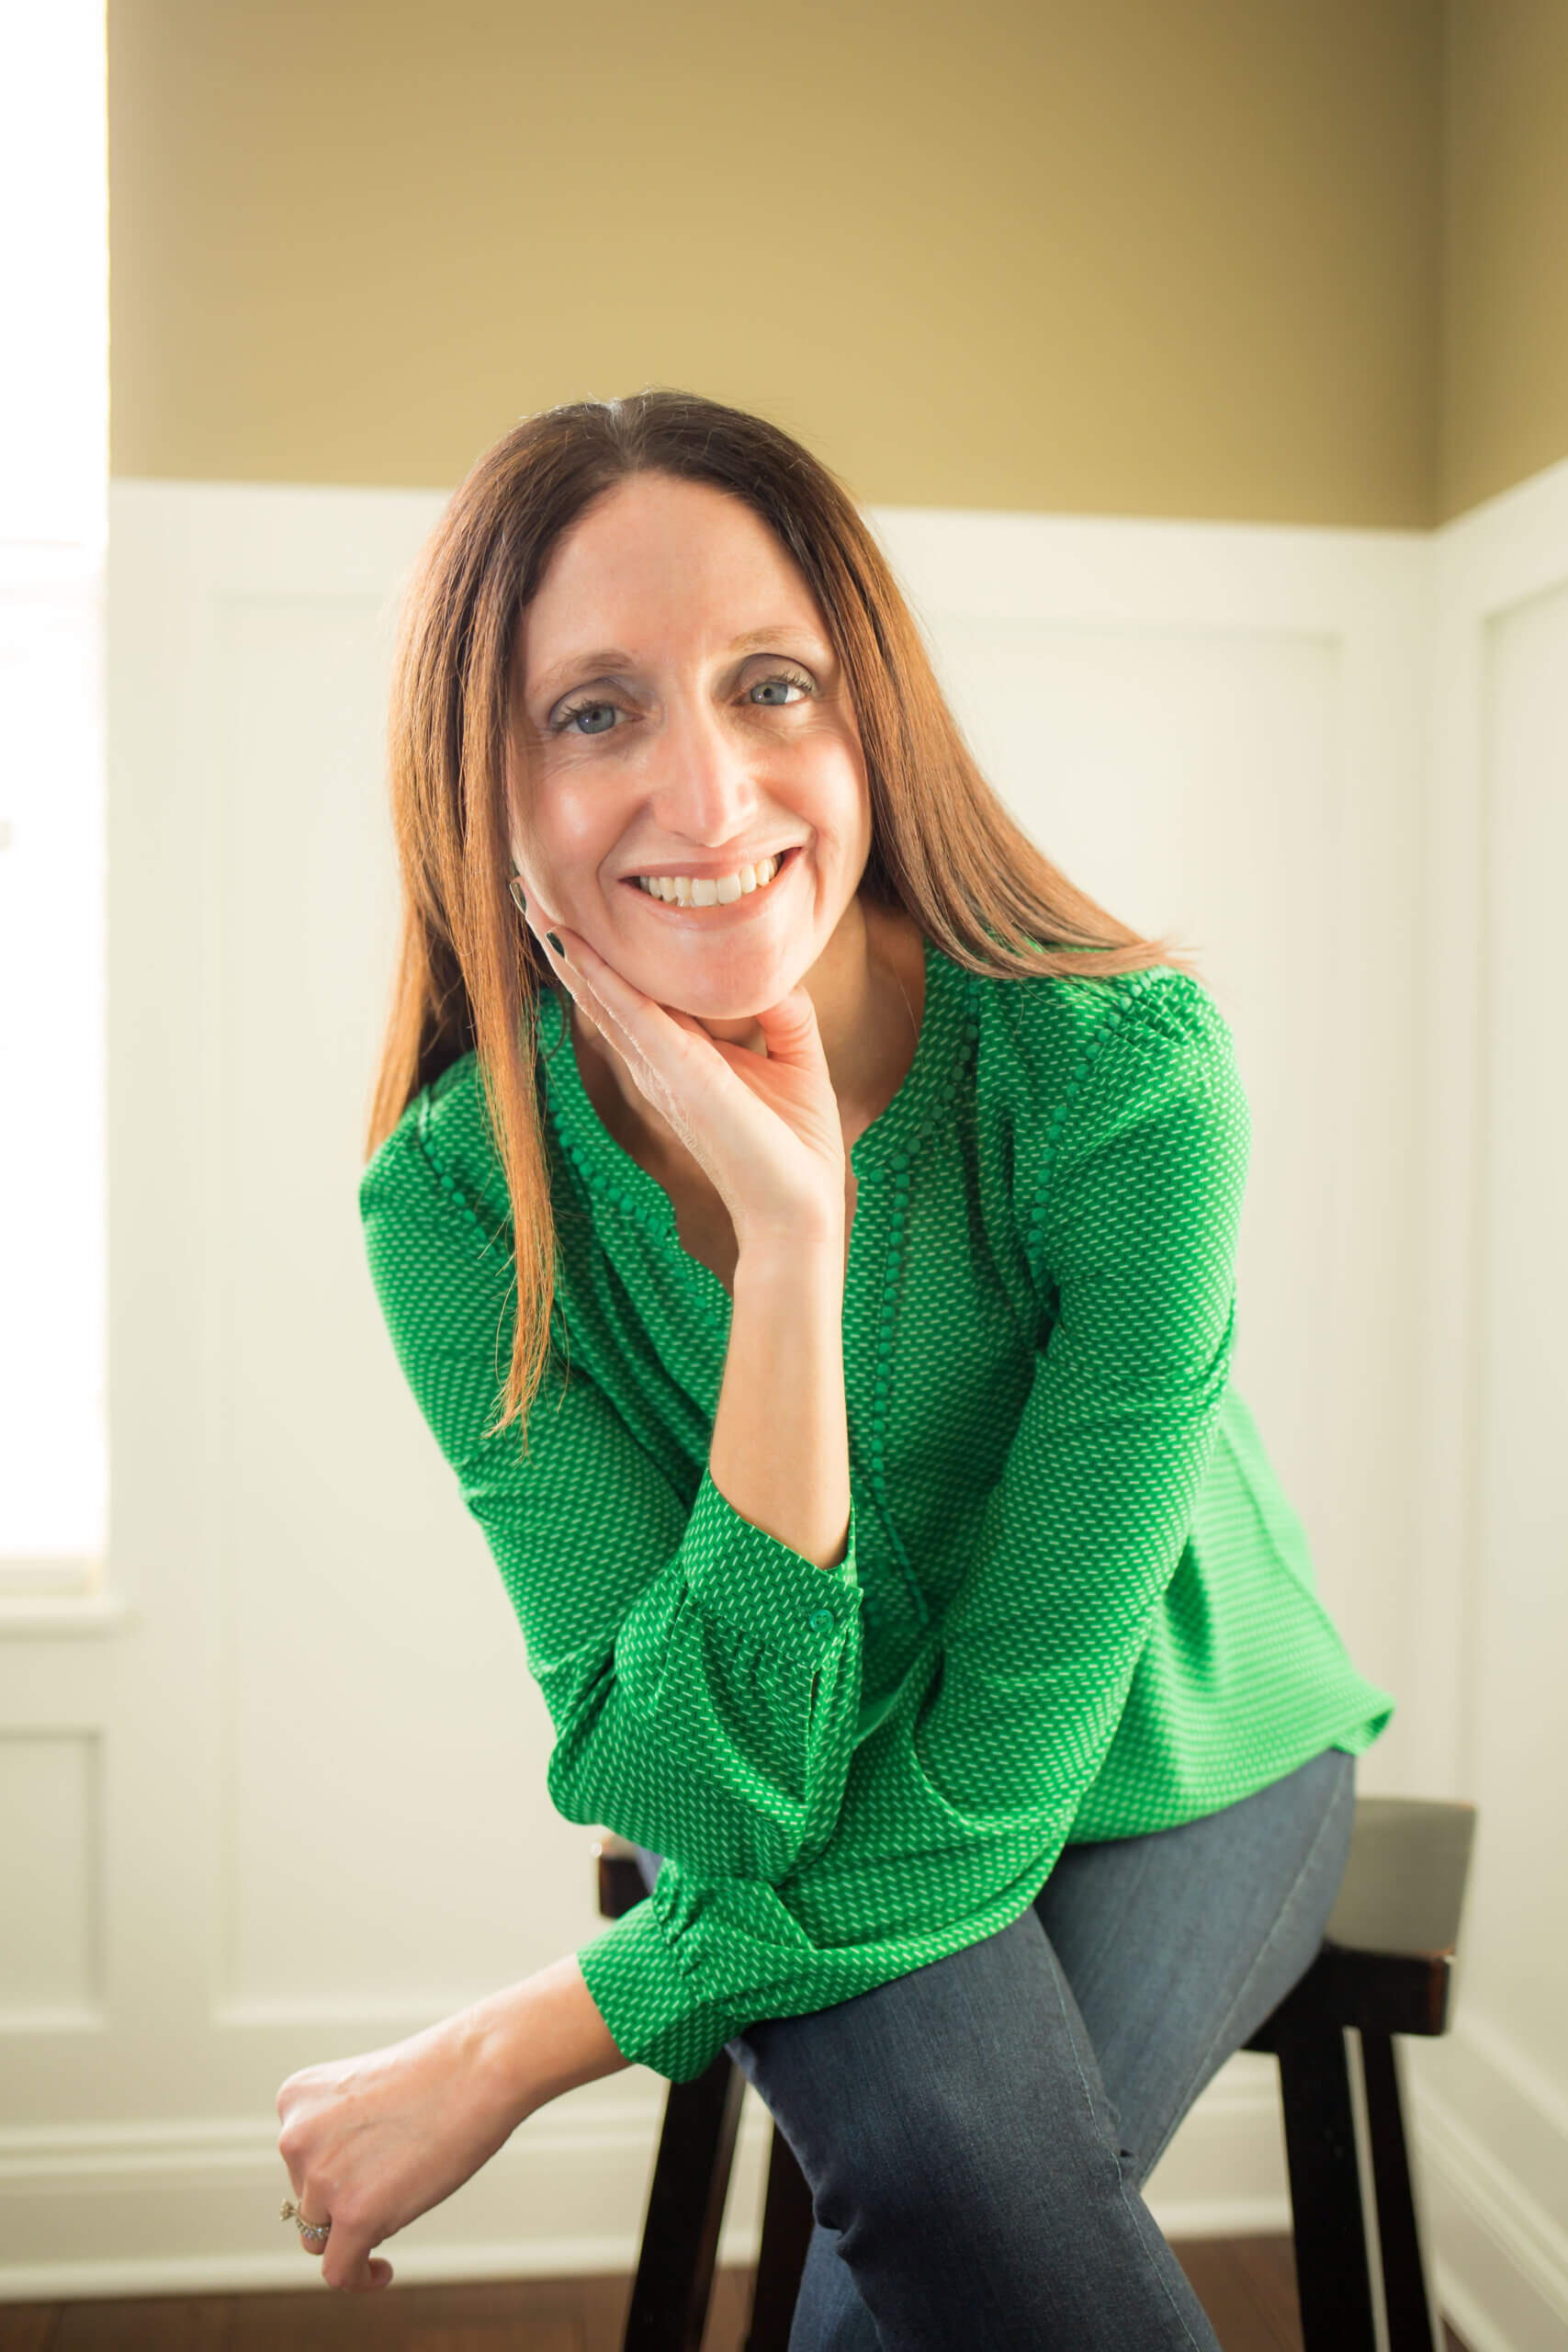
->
xmin=0 ymin=0 xmax=108 ymax=1584
xmin=0 ymin=3 xmax=109 ymax=549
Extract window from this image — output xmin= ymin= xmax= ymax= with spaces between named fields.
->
xmin=0 ymin=2 xmax=108 ymax=1589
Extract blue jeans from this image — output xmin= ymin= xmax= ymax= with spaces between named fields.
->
xmin=633 ymin=1742 xmax=1356 ymax=2350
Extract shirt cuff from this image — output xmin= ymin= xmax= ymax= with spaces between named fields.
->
xmin=575 ymin=1883 xmax=746 ymax=2084
xmin=678 ymin=1464 xmax=861 ymax=1668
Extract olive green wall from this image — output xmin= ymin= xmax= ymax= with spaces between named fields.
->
xmin=103 ymin=0 xmax=1438 ymax=520
xmin=1442 ymin=0 xmax=1568 ymax=522
xmin=106 ymin=0 xmax=1567 ymax=526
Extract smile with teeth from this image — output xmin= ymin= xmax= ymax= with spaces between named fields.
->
xmin=632 ymin=849 xmax=793 ymax=907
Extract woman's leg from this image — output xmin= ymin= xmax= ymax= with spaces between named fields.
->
xmin=632 ymin=1838 xmax=1213 ymax=2346
xmin=1033 ymin=1744 xmax=1357 ymax=2188
xmin=732 ymin=1891 xmax=1221 ymax=2350
xmin=626 ymin=1743 xmax=1355 ymax=2350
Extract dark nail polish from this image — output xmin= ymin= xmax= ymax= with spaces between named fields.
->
xmin=546 ymin=931 xmax=563 ymax=956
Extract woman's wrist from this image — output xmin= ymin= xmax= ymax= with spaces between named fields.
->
xmin=461 ymin=1953 xmax=633 ymax=2132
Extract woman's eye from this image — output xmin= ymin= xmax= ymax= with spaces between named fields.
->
xmin=557 ymin=699 xmax=618 ymax=736
xmin=551 ymin=669 xmax=813 ymax=738
xmin=749 ymin=671 xmax=813 ymax=707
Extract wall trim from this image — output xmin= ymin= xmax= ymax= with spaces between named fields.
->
xmin=1419 ymin=2086 xmax=1568 ymax=2352
xmin=0 ymin=2064 xmax=1292 ymax=2302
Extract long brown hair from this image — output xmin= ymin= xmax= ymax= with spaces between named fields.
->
xmin=366 ymin=388 xmax=1200 ymax=1449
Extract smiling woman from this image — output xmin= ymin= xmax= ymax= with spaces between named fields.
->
xmin=366 ymin=390 xmax=1196 ymax=1445
xmin=339 ymin=389 xmax=1392 ymax=2335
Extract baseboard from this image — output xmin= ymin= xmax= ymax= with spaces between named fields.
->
xmin=0 ymin=2057 xmax=1289 ymax=2302
xmin=1416 ymin=2078 xmax=1568 ymax=2352
xmin=1142 ymin=2053 xmax=1292 ymax=2239
xmin=0 ymin=2087 xmax=774 ymax=2302
xmin=6 ymin=2036 xmax=1562 ymax=2333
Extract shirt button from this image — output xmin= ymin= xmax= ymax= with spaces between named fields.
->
xmin=808 ymin=1608 xmax=834 ymax=1631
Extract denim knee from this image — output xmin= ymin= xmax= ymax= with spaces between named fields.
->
xmin=740 ymin=1914 xmax=1131 ymax=2278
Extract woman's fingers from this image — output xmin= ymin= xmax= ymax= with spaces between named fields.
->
xmin=548 ymin=929 xmax=678 ymax=1101
xmin=547 ymin=930 xmax=624 ymax=1055
xmin=281 ymin=2155 xmax=320 ymax=2257
xmin=283 ymin=2173 xmax=391 ymax=2292
xmin=541 ymin=922 xmax=683 ymax=1072
xmin=736 ymin=983 xmax=833 ymax=1077
xmin=321 ymin=2224 xmax=392 ymax=2293
xmin=527 ymin=910 xmax=606 ymax=1036
xmin=519 ymin=901 xmax=844 ymax=1234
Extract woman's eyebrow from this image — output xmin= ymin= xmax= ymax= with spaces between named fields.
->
xmin=531 ymin=624 xmax=829 ymax=702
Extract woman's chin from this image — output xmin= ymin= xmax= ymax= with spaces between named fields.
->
xmin=619 ymin=941 xmax=812 ymax=1025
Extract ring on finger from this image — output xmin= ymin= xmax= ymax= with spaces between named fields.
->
xmin=281 ymin=2196 xmax=332 ymax=2245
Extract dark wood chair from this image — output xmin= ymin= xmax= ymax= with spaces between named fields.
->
xmin=594 ymin=1795 xmax=1475 ymax=2352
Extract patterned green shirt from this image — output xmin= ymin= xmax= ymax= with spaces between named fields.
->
xmin=358 ymin=937 xmax=1393 ymax=2083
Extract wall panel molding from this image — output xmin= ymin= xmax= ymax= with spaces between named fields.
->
xmin=1405 ymin=449 xmax=1568 ymax=2346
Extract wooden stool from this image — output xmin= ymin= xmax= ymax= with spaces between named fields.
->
xmin=594 ymin=1794 xmax=1475 ymax=2352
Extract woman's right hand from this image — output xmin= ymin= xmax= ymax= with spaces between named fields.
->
xmin=524 ymin=902 xmax=848 ymax=1250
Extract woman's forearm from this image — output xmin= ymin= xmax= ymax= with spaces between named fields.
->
xmin=710 ymin=1232 xmax=851 ymax=1571
xmin=468 ymin=1952 xmax=632 ymax=2127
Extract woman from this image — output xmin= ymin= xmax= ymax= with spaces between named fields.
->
xmin=276 ymin=390 xmax=1393 ymax=2346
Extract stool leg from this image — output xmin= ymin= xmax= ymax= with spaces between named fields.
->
xmin=623 ymin=2052 xmax=747 ymax=2352
xmin=1274 ymin=2016 xmax=1378 ymax=2352
xmin=744 ymin=2123 xmax=816 ymax=2352
xmin=1360 ymin=2030 xmax=1440 ymax=2351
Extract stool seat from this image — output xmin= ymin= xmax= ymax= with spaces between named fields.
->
xmin=594 ymin=1792 xmax=1476 ymax=2352
xmin=1247 ymin=1794 xmax=1474 ymax=2044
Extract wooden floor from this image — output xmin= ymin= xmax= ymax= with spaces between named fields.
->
xmin=0 ymin=2245 xmax=1472 ymax=2350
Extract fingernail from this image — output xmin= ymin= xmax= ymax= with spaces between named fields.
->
xmin=546 ymin=931 xmax=563 ymax=956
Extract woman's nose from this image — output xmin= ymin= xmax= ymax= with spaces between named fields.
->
xmin=645 ymin=690 xmax=765 ymax=827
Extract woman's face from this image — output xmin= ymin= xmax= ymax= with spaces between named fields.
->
xmin=508 ymin=470 xmax=872 ymax=1021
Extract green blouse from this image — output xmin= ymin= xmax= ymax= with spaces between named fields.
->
xmin=358 ymin=936 xmax=1393 ymax=2083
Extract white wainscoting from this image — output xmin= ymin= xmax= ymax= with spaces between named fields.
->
xmin=0 ymin=468 xmax=1558 ymax=2340
xmin=1399 ymin=455 xmax=1568 ymax=2352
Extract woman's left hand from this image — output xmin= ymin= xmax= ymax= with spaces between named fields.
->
xmin=275 ymin=2002 xmax=526 ymax=2291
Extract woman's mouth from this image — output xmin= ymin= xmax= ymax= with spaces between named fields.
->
xmin=620 ymin=842 xmax=803 ymax=919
